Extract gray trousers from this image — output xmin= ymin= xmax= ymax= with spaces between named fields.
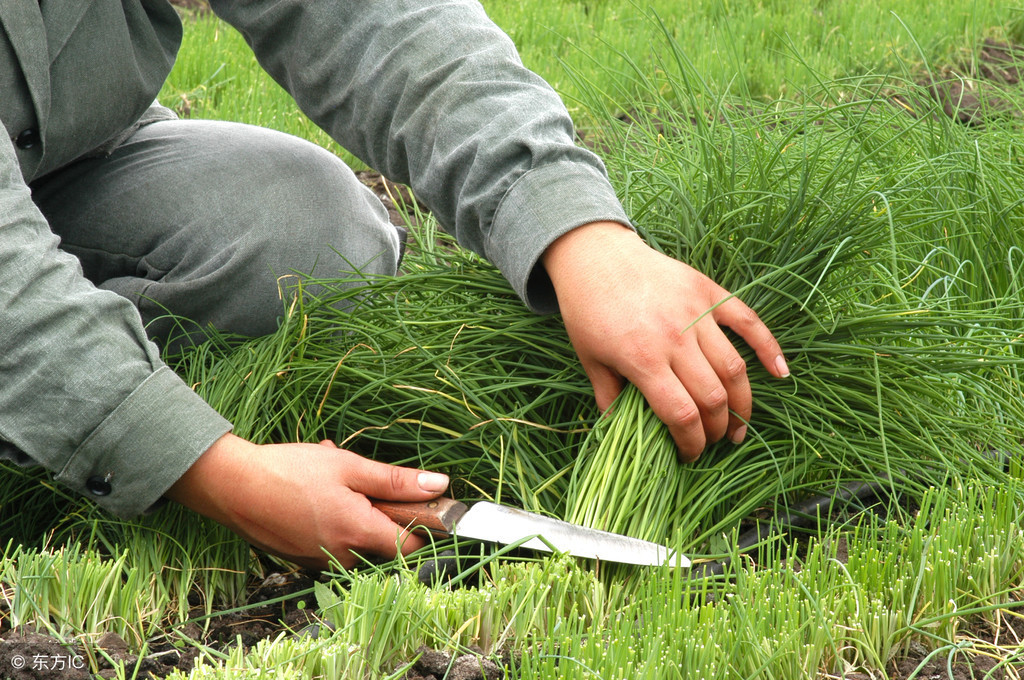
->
xmin=30 ymin=119 xmax=403 ymax=348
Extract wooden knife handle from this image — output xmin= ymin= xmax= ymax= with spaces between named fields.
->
xmin=371 ymin=497 xmax=469 ymax=535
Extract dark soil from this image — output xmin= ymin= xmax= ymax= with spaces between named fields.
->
xmin=400 ymin=646 xmax=519 ymax=680
xmin=890 ymin=644 xmax=1008 ymax=680
xmin=915 ymin=38 xmax=1024 ymax=126
xmin=3 ymin=588 xmax=1021 ymax=680
xmin=354 ymin=169 xmax=426 ymax=230
xmin=887 ymin=613 xmax=1024 ymax=679
xmin=0 ymin=567 xmax=321 ymax=679
xmin=0 ymin=564 xmax=518 ymax=680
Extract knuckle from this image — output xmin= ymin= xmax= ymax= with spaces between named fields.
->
xmin=723 ymin=302 xmax=764 ymax=336
xmin=668 ymin=401 xmax=702 ymax=429
xmin=660 ymin=317 xmax=692 ymax=341
xmin=389 ymin=465 xmax=410 ymax=493
xmin=702 ymin=386 xmax=729 ymax=414
xmin=722 ymin=354 xmax=747 ymax=382
xmin=345 ymin=524 xmax=379 ymax=553
xmin=623 ymin=344 xmax=660 ymax=376
xmin=733 ymin=303 xmax=760 ymax=327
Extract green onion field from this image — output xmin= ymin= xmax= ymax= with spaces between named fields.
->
xmin=3 ymin=1 xmax=1024 ymax=678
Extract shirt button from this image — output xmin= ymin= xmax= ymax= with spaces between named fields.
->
xmin=15 ymin=128 xmax=39 ymax=149
xmin=85 ymin=476 xmax=113 ymax=496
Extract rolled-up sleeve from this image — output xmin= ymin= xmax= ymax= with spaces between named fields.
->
xmin=210 ymin=0 xmax=631 ymax=313
xmin=0 ymin=132 xmax=231 ymax=516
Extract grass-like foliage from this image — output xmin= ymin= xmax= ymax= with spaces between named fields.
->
xmin=3 ymin=5 xmax=1024 ymax=678
xmin=163 ymin=481 xmax=1024 ymax=679
xmin=165 ymin=21 xmax=1024 ymax=567
xmin=563 ymin=24 xmax=1024 ymax=552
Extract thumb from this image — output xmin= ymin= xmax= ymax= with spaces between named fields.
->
xmin=320 ymin=441 xmax=449 ymax=501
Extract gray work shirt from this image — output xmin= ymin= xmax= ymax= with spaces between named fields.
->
xmin=0 ymin=0 xmax=629 ymax=516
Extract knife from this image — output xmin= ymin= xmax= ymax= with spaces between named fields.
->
xmin=372 ymin=497 xmax=688 ymax=568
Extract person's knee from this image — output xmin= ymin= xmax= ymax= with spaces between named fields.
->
xmin=46 ymin=119 xmax=404 ymax=347
xmin=195 ymin=190 xmax=402 ymax=341
xmin=233 ymin=134 xmax=403 ymax=284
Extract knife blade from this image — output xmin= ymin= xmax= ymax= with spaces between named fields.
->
xmin=372 ymin=497 xmax=688 ymax=568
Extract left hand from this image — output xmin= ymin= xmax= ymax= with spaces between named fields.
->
xmin=166 ymin=434 xmax=449 ymax=570
xmin=542 ymin=221 xmax=789 ymax=462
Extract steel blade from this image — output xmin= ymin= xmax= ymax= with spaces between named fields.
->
xmin=453 ymin=502 xmax=688 ymax=567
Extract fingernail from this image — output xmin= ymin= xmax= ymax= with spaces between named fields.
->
xmin=775 ymin=355 xmax=790 ymax=378
xmin=418 ymin=472 xmax=449 ymax=493
xmin=730 ymin=424 xmax=747 ymax=444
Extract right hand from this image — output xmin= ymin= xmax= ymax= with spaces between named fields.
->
xmin=542 ymin=222 xmax=789 ymax=462
xmin=165 ymin=434 xmax=449 ymax=570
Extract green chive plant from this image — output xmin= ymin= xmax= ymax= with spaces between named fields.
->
xmin=4 ymin=7 xmax=1024 ymax=678
xmin=143 ymin=481 xmax=1024 ymax=680
xmin=104 ymin=509 xmax=252 ymax=621
xmin=0 ymin=543 xmax=156 ymax=645
xmin=166 ymin=262 xmax=594 ymax=517
xmin=165 ymin=633 xmax=369 ymax=679
xmin=561 ymin=21 xmax=1024 ymax=560
xmin=487 ymin=0 xmax=1024 ymax=111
